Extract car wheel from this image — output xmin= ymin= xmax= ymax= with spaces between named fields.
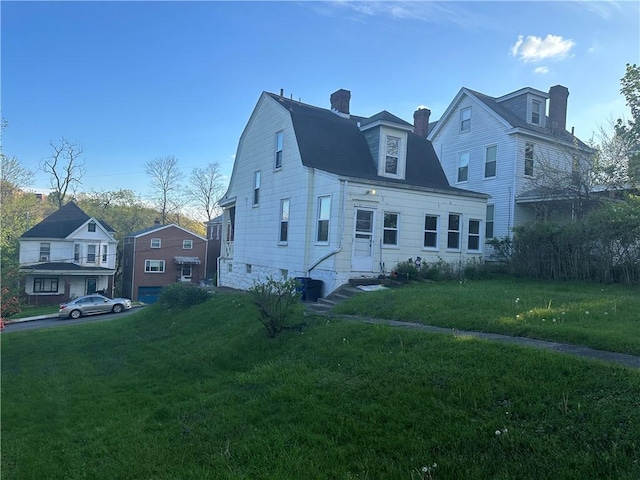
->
xmin=69 ymin=309 xmax=82 ymax=319
xmin=112 ymin=304 xmax=123 ymax=314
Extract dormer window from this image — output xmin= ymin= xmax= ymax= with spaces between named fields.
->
xmin=385 ymin=136 xmax=400 ymax=175
xmin=88 ymin=221 xmax=96 ymax=232
xmin=460 ymin=107 xmax=471 ymax=132
xmin=531 ymin=100 xmax=541 ymax=125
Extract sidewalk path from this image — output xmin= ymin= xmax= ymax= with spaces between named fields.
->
xmin=318 ymin=312 xmax=640 ymax=370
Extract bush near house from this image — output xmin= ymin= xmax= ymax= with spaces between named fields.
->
xmin=158 ymin=282 xmax=210 ymax=310
xmin=249 ymin=277 xmax=303 ymax=337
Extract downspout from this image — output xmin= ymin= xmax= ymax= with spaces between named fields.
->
xmin=307 ymin=179 xmax=347 ymax=275
xmin=131 ymin=239 xmax=136 ymax=300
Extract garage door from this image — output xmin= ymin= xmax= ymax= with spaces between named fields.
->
xmin=138 ymin=286 xmax=163 ymax=304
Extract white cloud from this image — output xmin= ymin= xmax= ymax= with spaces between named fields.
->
xmin=510 ymin=34 xmax=575 ymax=63
xmin=534 ymin=66 xmax=550 ymax=74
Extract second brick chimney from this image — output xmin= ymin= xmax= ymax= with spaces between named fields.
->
xmin=413 ymin=107 xmax=431 ymax=138
xmin=548 ymin=85 xmax=569 ymax=132
xmin=330 ymin=89 xmax=351 ymax=115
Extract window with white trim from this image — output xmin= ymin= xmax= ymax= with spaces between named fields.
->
xmin=531 ymin=100 xmax=541 ymax=125
xmin=486 ymin=205 xmax=495 ymax=239
xmin=88 ymin=222 xmax=96 ymax=232
xmin=423 ymin=215 xmax=438 ymax=249
xmin=145 ymin=260 xmax=165 ymax=273
xmin=74 ymin=244 xmax=81 ymax=262
xmin=468 ymin=219 xmax=481 ymax=251
xmin=458 ymin=151 xmax=469 ymax=183
xmin=183 ymin=240 xmax=193 ymax=250
xmin=525 ymin=142 xmax=534 ymax=176
xmin=385 ymin=136 xmax=400 ymax=175
xmin=382 ymin=212 xmax=399 ymax=246
xmin=447 ymin=214 xmax=461 ymax=250
xmin=39 ymin=242 xmax=50 ymax=262
xmin=484 ymin=145 xmax=497 ymax=178
xmin=253 ymin=171 xmax=261 ymax=206
xmin=275 ymin=131 xmax=284 ymax=169
xmin=150 ymin=238 xmax=161 ymax=248
xmin=102 ymin=245 xmax=108 ymax=263
xmin=460 ymin=107 xmax=471 ymax=132
xmin=34 ymin=277 xmax=58 ymax=293
xmin=182 ymin=264 xmax=192 ymax=278
xmin=279 ymin=198 xmax=289 ymax=243
xmin=316 ymin=196 xmax=330 ymax=243
xmin=87 ymin=244 xmax=97 ymax=263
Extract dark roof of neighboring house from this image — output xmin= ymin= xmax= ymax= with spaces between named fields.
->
xmin=267 ymin=93 xmax=475 ymax=195
xmin=20 ymin=262 xmax=114 ymax=272
xmin=466 ymin=89 xmax=592 ymax=151
xmin=20 ymin=202 xmax=115 ymax=239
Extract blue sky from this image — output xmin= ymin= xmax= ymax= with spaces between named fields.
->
xmin=2 ymin=1 xmax=639 ymax=197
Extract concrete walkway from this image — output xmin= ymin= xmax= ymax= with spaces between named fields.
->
xmin=305 ymin=307 xmax=640 ymax=370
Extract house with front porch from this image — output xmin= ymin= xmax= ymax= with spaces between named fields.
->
xmin=18 ymin=202 xmax=117 ymax=305
xmin=217 ymin=89 xmax=489 ymax=297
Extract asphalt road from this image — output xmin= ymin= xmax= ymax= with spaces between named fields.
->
xmin=2 ymin=307 xmax=145 ymax=333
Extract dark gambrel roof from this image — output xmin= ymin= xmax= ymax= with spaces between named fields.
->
xmin=467 ymin=89 xmax=592 ymax=151
xmin=20 ymin=202 xmax=114 ymax=239
xmin=267 ymin=93 xmax=472 ymax=194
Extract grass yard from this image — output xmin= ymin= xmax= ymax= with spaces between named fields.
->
xmin=334 ymin=277 xmax=640 ymax=355
xmin=2 ymin=286 xmax=640 ymax=479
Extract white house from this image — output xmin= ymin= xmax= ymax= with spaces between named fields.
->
xmin=19 ymin=202 xmax=118 ymax=304
xmin=217 ymin=89 xmax=489 ymax=297
xmin=428 ymin=85 xmax=595 ymax=252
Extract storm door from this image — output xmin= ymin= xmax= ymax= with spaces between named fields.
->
xmin=352 ymin=208 xmax=374 ymax=271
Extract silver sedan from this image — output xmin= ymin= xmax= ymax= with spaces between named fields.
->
xmin=59 ymin=294 xmax=132 ymax=319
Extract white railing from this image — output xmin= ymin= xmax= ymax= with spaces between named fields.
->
xmin=223 ymin=241 xmax=234 ymax=258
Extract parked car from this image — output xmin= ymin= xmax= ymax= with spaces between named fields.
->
xmin=59 ymin=294 xmax=132 ymax=319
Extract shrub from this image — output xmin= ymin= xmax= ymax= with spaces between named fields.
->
xmin=158 ymin=282 xmax=210 ymax=309
xmin=248 ymin=277 xmax=302 ymax=337
xmin=394 ymin=260 xmax=420 ymax=282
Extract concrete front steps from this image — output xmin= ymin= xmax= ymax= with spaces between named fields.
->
xmin=303 ymin=277 xmax=399 ymax=315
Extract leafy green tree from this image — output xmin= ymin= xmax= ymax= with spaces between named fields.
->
xmin=615 ymin=63 xmax=640 ymax=182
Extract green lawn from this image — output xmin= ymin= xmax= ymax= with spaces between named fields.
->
xmin=334 ymin=277 xmax=640 ymax=355
xmin=2 ymin=287 xmax=639 ymax=479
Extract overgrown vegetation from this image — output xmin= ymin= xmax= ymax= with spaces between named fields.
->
xmin=2 ymin=292 xmax=639 ymax=479
xmin=158 ymin=282 xmax=210 ymax=310
xmin=489 ymin=196 xmax=640 ymax=284
xmin=248 ymin=277 xmax=303 ymax=337
xmin=393 ymin=257 xmax=491 ymax=283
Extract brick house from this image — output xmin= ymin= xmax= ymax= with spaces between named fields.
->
xmin=122 ymin=223 xmax=207 ymax=303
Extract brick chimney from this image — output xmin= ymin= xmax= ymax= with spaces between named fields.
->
xmin=330 ymin=89 xmax=351 ymax=115
xmin=548 ymin=85 xmax=569 ymax=132
xmin=413 ymin=107 xmax=431 ymax=138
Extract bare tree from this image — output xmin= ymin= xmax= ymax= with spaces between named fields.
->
xmin=591 ymin=119 xmax=636 ymax=190
xmin=41 ymin=137 xmax=86 ymax=209
xmin=145 ymin=155 xmax=183 ymax=224
xmin=187 ymin=162 xmax=225 ymax=221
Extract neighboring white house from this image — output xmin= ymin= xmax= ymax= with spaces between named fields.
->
xmin=428 ymin=85 xmax=595 ymax=253
xmin=217 ymin=89 xmax=489 ymax=297
xmin=19 ymin=202 xmax=118 ymax=304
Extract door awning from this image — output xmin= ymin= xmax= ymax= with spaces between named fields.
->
xmin=174 ymin=256 xmax=201 ymax=265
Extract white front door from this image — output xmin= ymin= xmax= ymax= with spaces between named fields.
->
xmin=352 ymin=208 xmax=374 ymax=271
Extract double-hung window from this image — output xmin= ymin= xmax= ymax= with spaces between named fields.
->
xmin=423 ymin=215 xmax=438 ymax=249
xmin=183 ymin=240 xmax=193 ymax=250
xmin=279 ymin=199 xmax=290 ymax=243
xmin=74 ymin=244 xmax=81 ymax=262
xmin=150 ymin=238 xmax=161 ymax=248
xmin=39 ymin=242 xmax=50 ymax=262
xmin=484 ymin=145 xmax=497 ymax=178
xmin=385 ymin=136 xmax=400 ymax=175
xmin=275 ymin=132 xmax=284 ymax=169
xmin=316 ymin=196 xmax=330 ymax=243
xmin=383 ymin=212 xmax=399 ymax=246
xmin=145 ymin=260 xmax=165 ymax=273
xmin=458 ymin=151 xmax=469 ymax=183
xmin=102 ymin=245 xmax=108 ymax=263
xmin=253 ymin=171 xmax=261 ymax=206
xmin=460 ymin=107 xmax=471 ymax=132
xmin=87 ymin=244 xmax=96 ymax=263
xmin=88 ymin=222 xmax=96 ymax=232
xmin=468 ymin=219 xmax=481 ymax=251
xmin=447 ymin=214 xmax=461 ymax=250
xmin=531 ymin=100 xmax=541 ymax=125
xmin=485 ymin=205 xmax=495 ymax=239
xmin=525 ymin=142 xmax=534 ymax=176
